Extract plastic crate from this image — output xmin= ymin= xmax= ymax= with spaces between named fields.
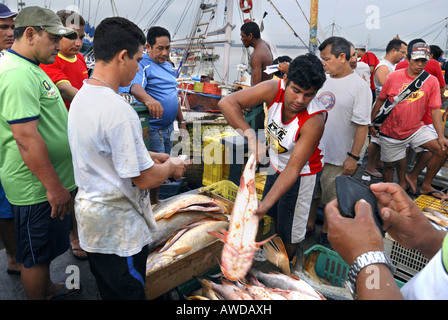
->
xmin=255 ymin=171 xmax=267 ymax=197
xmin=202 ymin=132 xmax=237 ymax=186
xmin=200 ymin=180 xmax=272 ymax=235
xmin=200 ymin=180 xmax=239 ymax=202
xmin=414 ymin=194 xmax=448 ymax=218
xmin=383 ymin=234 xmax=429 ymax=282
xmin=305 ymin=245 xmax=405 ymax=289
xmin=305 ymin=245 xmax=349 ymax=288
xmin=381 ymin=194 xmax=445 ymax=282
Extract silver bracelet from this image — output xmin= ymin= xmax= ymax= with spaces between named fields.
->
xmin=344 ymin=251 xmax=395 ymax=300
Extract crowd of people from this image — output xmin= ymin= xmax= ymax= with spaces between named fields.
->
xmin=0 ymin=4 xmax=446 ymax=300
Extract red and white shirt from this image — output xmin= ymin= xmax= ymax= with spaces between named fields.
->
xmin=266 ymin=80 xmax=327 ymax=175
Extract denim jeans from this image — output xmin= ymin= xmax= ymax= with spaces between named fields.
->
xmin=148 ymin=123 xmax=174 ymax=155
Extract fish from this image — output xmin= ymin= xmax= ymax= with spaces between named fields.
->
xmin=250 ymin=269 xmax=324 ymax=300
xmin=153 ymin=193 xmax=231 ymax=221
xmin=209 ymin=154 xmax=276 ymax=281
xmin=423 ymin=207 xmax=448 ymax=228
xmin=198 ymin=278 xmax=254 ymax=300
xmin=241 ymin=283 xmax=287 ymax=300
xmin=148 ymin=211 xmax=228 ymax=252
xmin=263 ymin=237 xmax=291 ymax=275
xmin=146 ymin=219 xmax=229 ymax=273
xmin=241 ymin=274 xmax=287 ymax=300
xmin=293 ymin=268 xmax=349 ymax=300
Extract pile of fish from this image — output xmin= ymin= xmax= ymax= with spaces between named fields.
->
xmin=422 ymin=207 xmax=448 ymax=229
xmin=146 ymin=193 xmax=232 ymax=273
xmin=189 ymin=269 xmax=325 ymax=300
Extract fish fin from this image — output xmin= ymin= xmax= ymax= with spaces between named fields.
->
xmin=173 ymin=246 xmax=193 ymax=255
xmin=187 ymin=296 xmax=210 ymax=300
xmin=207 ymin=228 xmax=228 ymax=242
xmin=264 ymin=237 xmax=291 ymax=275
xmin=255 ymin=233 xmax=277 ymax=248
xmin=304 ymin=250 xmax=322 ymax=283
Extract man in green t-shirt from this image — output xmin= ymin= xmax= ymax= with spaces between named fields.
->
xmin=0 ymin=6 xmax=79 ymax=300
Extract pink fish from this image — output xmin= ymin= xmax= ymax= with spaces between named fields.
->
xmin=209 ymin=154 xmax=276 ymax=281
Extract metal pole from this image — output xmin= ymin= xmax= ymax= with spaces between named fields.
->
xmin=223 ymin=0 xmax=233 ymax=85
xmin=309 ymin=0 xmax=319 ymax=54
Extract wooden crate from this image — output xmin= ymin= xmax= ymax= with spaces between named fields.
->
xmin=145 ymin=239 xmax=223 ymax=299
xmin=145 ymin=190 xmax=233 ymax=299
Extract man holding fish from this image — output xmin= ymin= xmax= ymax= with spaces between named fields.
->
xmin=68 ymin=17 xmax=186 ymax=300
xmin=219 ymin=53 xmax=327 ymax=262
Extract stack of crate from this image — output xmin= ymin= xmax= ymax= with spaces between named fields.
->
xmin=202 ymin=132 xmax=237 ymax=186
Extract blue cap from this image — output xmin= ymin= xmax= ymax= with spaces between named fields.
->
xmin=0 ymin=4 xmax=17 ymax=19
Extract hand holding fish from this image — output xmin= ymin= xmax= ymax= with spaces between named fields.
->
xmin=325 ymin=199 xmax=384 ymax=265
xmin=168 ymin=156 xmax=188 ymax=181
xmin=149 ymin=151 xmax=171 ymax=164
xmin=253 ymin=201 xmax=268 ymax=221
xmin=370 ymin=183 xmax=447 ymax=259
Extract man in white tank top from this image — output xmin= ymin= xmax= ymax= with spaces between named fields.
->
xmin=218 ymin=54 xmax=327 ymax=261
xmin=365 ymin=39 xmax=408 ymax=179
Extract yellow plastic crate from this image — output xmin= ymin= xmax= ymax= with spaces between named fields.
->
xmin=200 ymin=180 xmax=272 ymax=235
xmin=414 ymin=194 xmax=448 ymax=217
xmin=202 ymin=133 xmax=237 ymax=186
xmin=255 ymin=171 xmax=267 ymax=197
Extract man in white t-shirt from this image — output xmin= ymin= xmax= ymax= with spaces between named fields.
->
xmin=68 ymin=17 xmax=186 ymax=300
xmin=365 ymin=39 xmax=408 ymax=179
xmin=309 ymin=36 xmax=372 ymax=247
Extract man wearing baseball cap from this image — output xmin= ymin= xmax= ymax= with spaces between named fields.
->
xmin=371 ymin=40 xmax=448 ymax=198
xmin=0 ymin=6 xmax=79 ymax=299
xmin=0 ymin=4 xmax=16 ymax=53
xmin=0 ymin=3 xmax=22 ymax=280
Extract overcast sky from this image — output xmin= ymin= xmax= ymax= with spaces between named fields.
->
xmin=4 ymin=0 xmax=448 ymax=52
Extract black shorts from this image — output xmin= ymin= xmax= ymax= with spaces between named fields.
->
xmin=87 ymin=245 xmax=149 ymax=300
xmin=12 ymin=201 xmax=71 ymax=268
xmin=263 ymin=171 xmax=321 ymax=244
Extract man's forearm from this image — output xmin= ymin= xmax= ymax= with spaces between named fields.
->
xmin=15 ymin=133 xmax=65 ymax=192
xmin=350 ymin=125 xmax=368 ymax=156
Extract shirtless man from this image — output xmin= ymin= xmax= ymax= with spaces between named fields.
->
xmin=240 ymin=21 xmax=273 ymax=133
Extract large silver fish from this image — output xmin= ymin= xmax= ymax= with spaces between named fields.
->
xmin=146 ymin=219 xmax=229 ymax=273
xmin=153 ymin=193 xmax=231 ymax=221
xmin=250 ymin=269 xmax=325 ymax=300
xmin=148 ymin=211 xmax=228 ymax=252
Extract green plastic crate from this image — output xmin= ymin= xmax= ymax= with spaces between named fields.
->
xmin=304 ymin=245 xmax=405 ymax=289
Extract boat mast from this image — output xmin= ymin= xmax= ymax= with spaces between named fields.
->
xmin=309 ymin=0 xmax=319 ymax=54
xmin=223 ymin=0 xmax=234 ymax=85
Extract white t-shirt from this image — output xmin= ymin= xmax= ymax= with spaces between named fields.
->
xmin=374 ymin=59 xmax=395 ymax=96
xmin=317 ymin=72 xmax=372 ymax=166
xmin=68 ymin=81 xmax=157 ymax=257
xmin=354 ymin=61 xmax=371 ymax=86
xmin=401 ymin=234 xmax=448 ymax=300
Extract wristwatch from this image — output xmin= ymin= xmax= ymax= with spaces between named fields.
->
xmin=344 ymin=251 xmax=395 ymax=300
xmin=347 ymin=152 xmax=360 ymax=161
xmin=178 ymin=120 xmax=186 ymax=125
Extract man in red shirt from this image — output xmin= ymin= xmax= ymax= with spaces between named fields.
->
xmin=371 ymin=42 xmax=448 ymax=197
xmin=40 ymin=10 xmax=88 ymax=260
xmin=40 ymin=10 xmax=88 ymax=110
xmin=395 ymin=39 xmax=447 ymax=197
xmin=356 ymin=44 xmax=379 ymax=103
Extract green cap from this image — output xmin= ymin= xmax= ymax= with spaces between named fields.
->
xmin=14 ymin=6 xmax=78 ymax=40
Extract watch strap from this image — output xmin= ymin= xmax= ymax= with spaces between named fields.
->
xmin=347 ymin=152 xmax=360 ymax=161
xmin=344 ymin=251 xmax=395 ymax=299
